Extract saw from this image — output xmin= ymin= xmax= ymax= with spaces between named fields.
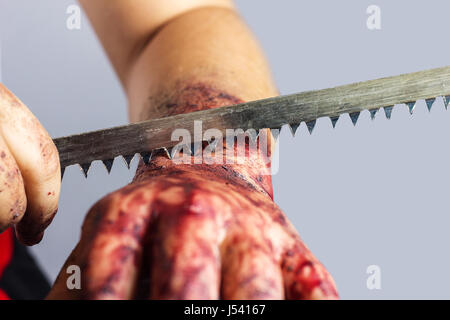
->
xmin=54 ymin=66 xmax=450 ymax=178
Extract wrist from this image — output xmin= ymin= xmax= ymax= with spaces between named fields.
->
xmin=134 ymin=148 xmax=274 ymax=199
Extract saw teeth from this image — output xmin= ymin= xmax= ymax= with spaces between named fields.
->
xmin=306 ymin=120 xmax=316 ymax=134
xmin=162 ymin=148 xmax=171 ymax=159
xmin=181 ymin=144 xmax=192 ymax=156
xmin=148 ymin=148 xmax=172 ymax=159
xmin=102 ymin=159 xmax=114 ymax=173
xmin=384 ymin=105 xmax=394 ymax=119
xmin=270 ymin=128 xmax=281 ymax=141
xmin=349 ymin=112 xmax=360 ymax=126
xmin=66 ymin=94 xmax=450 ymax=176
xmin=140 ymin=151 xmax=152 ymax=165
xmin=168 ymin=147 xmax=176 ymax=159
xmin=425 ymin=98 xmax=435 ymax=112
xmin=80 ymin=163 xmax=91 ymax=178
xmin=170 ymin=145 xmax=182 ymax=158
xmin=444 ymin=96 xmax=450 ymax=109
xmin=249 ymin=133 xmax=258 ymax=143
xmin=289 ymin=123 xmax=300 ymax=136
xmin=123 ymin=155 xmax=134 ymax=168
xmin=406 ymin=101 xmax=416 ymax=115
xmin=330 ymin=116 xmax=339 ymax=128
xmin=190 ymin=143 xmax=197 ymax=156
xmin=247 ymin=130 xmax=258 ymax=143
xmin=208 ymin=139 xmax=219 ymax=152
xmin=122 ymin=154 xmax=134 ymax=169
xmin=190 ymin=143 xmax=206 ymax=157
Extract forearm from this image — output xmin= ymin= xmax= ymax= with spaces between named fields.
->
xmin=81 ymin=3 xmax=278 ymax=195
xmin=127 ymin=7 xmax=278 ymax=197
xmin=125 ymin=6 xmax=279 ymax=122
xmin=50 ymin=4 xmax=339 ymax=301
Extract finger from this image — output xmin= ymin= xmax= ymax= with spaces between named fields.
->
xmin=0 ymin=135 xmax=27 ymax=232
xmin=148 ymin=189 xmax=222 ymax=299
xmin=0 ymin=84 xmax=60 ymax=245
xmin=46 ymin=241 xmax=84 ymax=300
xmin=47 ymin=193 xmax=122 ymax=300
xmin=47 ymin=196 xmax=117 ymax=300
xmin=83 ymin=184 xmax=156 ymax=299
xmin=281 ymin=242 xmax=339 ymax=300
xmin=220 ymin=233 xmax=284 ymax=299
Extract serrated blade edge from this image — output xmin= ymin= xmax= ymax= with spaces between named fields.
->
xmin=54 ymin=66 xmax=450 ymax=176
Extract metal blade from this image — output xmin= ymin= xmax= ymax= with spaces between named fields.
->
xmin=248 ymin=130 xmax=258 ymax=143
xmin=406 ymin=101 xmax=416 ymax=115
xmin=207 ymin=139 xmax=219 ymax=152
xmin=330 ymin=116 xmax=339 ymax=128
xmin=349 ymin=112 xmax=360 ymax=126
xmin=384 ymin=106 xmax=394 ymax=119
xmin=190 ymin=143 xmax=198 ymax=156
xmin=444 ymin=96 xmax=450 ymax=109
xmin=53 ymin=66 xmax=450 ymax=176
xmin=425 ymin=98 xmax=435 ymax=112
xmin=306 ymin=120 xmax=316 ymax=134
xmin=289 ymin=123 xmax=300 ymax=136
xmin=161 ymin=148 xmax=171 ymax=159
xmin=102 ymin=159 xmax=114 ymax=173
xmin=122 ymin=154 xmax=134 ymax=169
xmin=80 ymin=163 xmax=90 ymax=178
xmin=140 ymin=151 xmax=152 ymax=165
xmin=270 ymin=128 xmax=281 ymax=141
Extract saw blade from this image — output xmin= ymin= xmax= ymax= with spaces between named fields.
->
xmin=53 ymin=65 xmax=450 ymax=178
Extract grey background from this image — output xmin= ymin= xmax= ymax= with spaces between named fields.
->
xmin=0 ymin=0 xmax=449 ymax=299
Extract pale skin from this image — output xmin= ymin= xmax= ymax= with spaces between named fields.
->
xmin=1 ymin=0 xmax=339 ymax=299
xmin=0 ymin=85 xmax=60 ymax=245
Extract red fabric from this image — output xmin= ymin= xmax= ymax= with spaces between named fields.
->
xmin=0 ymin=289 xmax=9 ymax=300
xmin=0 ymin=228 xmax=13 ymax=300
xmin=0 ymin=228 xmax=13 ymax=276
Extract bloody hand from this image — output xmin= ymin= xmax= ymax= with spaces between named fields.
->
xmin=49 ymin=142 xmax=338 ymax=299
xmin=48 ymin=4 xmax=338 ymax=299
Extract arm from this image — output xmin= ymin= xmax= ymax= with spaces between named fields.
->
xmin=79 ymin=0 xmax=278 ymax=121
xmin=48 ymin=1 xmax=338 ymax=299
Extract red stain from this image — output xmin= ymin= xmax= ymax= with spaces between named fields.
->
xmin=80 ymin=82 xmax=304 ymax=299
xmin=282 ymin=247 xmax=338 ymax=300
xmin=140 ymin=82 xmax=274 ymax=196
xmin=163 ymin=82 xmax=243 ymax=117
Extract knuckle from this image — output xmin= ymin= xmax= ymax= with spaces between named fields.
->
xmin=0 ymin=170 xmax=26 ymax=202
xmin=0 ymin=198 xmax=26 ymax=231
xmin=0 ymin=161 xmax=27 ymax=228
xmin=35 ymin=137 xmax=60 ymax=180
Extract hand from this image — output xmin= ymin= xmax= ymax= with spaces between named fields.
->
xmin=48 ymin=150 xmax=338 ymax=299
xmin=0 ymin=84 xmax=60 ymax=245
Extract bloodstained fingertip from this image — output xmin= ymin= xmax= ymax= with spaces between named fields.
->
xmin=14 ymin=227 xmax=44 ymax=246
xmin=14 ymin=208 xmax=58 ymax=246
xmin=281 ymin=246 xmax=339 ymax=300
